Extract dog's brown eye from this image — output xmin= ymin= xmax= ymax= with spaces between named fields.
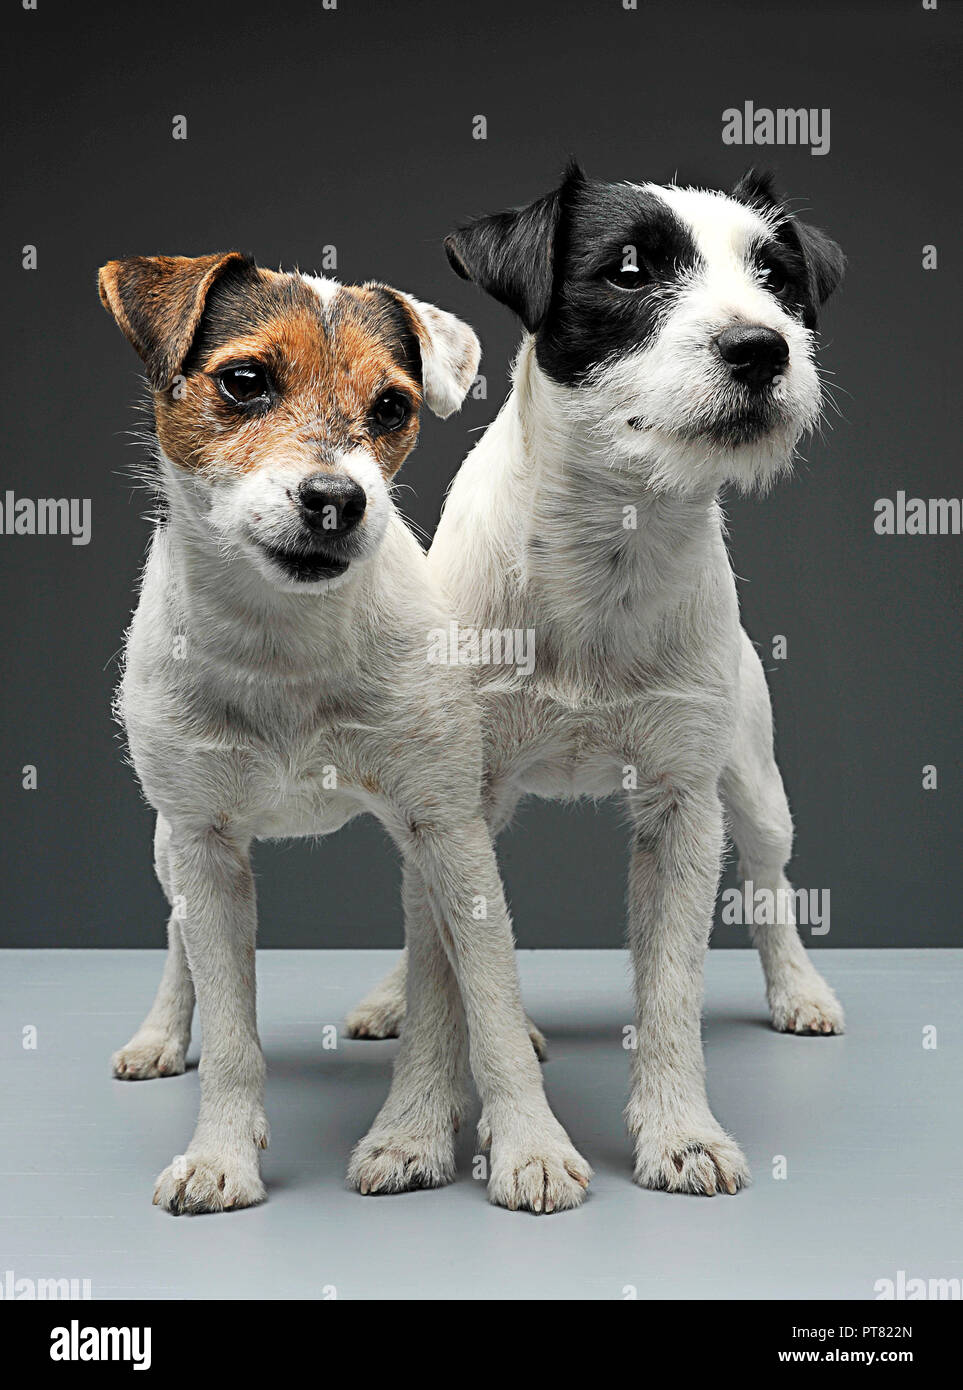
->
xmin=217 ymin=364 xmax=271 ymax=405
xmin=604 ymin=263 xmax=650 ymax=292
xmin=370 ymin=389 xmax=411 ymax=433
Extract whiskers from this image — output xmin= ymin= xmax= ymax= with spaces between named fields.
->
xmin=813 ymin=362 xmax=849 ymax=438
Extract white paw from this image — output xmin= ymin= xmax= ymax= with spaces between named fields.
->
xmin=480 ymin=1113 xmax=592 ymax=1214
xmin=112 ymin=1030 xmax=186 ymax=1080
xmin=153 ymin=1148 xmax=265 ymax=1215
xmin=344 ymin=994 xmax=405 ymax=1040
xmin=769 ymin=974 xmax=845 ymax=1035
xmin=347 ymin=1126 xmax=456 ymax=1195
xmin=629 ymin=1114 xmax=750 ymax=1196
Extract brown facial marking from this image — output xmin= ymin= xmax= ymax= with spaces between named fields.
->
xmin=114 ymin=262 xmax=424 ymax=482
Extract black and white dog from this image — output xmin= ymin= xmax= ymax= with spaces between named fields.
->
xmin=348 ymin=166 xmax=846 ymax=1196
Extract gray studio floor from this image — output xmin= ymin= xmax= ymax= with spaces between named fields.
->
xmin=1 ymin=948 xmax=960 ymax=1300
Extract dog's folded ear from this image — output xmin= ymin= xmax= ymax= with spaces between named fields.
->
xmin=390 ymin=292 xmax=481 ymax=418
xmin=98 ymin=252 xmax=252 ymax=390
xmin=792 ymin=220 xmax=846 ymax=315
xmin=444 ymin=161 xmax=586 ymax=333
xmin=731 ymin=169 xmax=845 ymax=327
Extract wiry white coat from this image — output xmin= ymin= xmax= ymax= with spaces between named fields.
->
xmin=349 ymin=185 xmax=845 ymax=1196
xmin=112 ymin=283 xmax=592 ymax=1216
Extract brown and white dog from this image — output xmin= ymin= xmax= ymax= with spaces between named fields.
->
xmin=100 ymin=252 xmax=592 ymax=1215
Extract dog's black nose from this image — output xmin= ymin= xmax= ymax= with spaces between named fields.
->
xmin=716 ymin=326 xmax=789 ymax=389
xmin=297 ymin=474 xmax=367 ymax=535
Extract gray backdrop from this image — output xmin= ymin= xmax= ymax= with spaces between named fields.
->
xmin=1 ymin=0 xmax=959 ymax=948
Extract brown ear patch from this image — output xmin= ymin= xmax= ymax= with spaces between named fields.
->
xmin=98 ymin=252 xmax=252 ymax=390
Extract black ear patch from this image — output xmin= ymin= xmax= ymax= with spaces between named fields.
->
xmin=793 ymin=220 xmax=846 ymax=310
xmin=731 ymin=168 xmax=845 ymax=327
xmin=730 ymin=167 xmax=780 ymax=213
xmin=776 ymin=215 xmax=845 ymax=329
xmin=444 ymin=161 xmax=586 ymax=332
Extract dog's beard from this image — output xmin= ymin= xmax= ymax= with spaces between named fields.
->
xmin=191 ymin=451 xmax=392 ymax=592
xmin=239 ymin=515 xmax=380 ymax=592
xmin=253 ymin=536 xmax=353 ymax=584
xmin=569 ymin=345 xmax=820 ymax=497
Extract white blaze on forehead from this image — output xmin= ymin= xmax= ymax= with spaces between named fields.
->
xmin=637 ymin=183 xmax=775 ymax=267
xmin=301 ymin=272 xmax=341 ymax=309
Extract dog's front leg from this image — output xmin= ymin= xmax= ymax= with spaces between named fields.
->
xmin=625 ymin=780 xmax=750 ymax=1196
xmin=151 ymin=823 xmax=268 ymax=1215
xmin=348 ymin=862 xmax=469 ymax=1195
xmin=412 ymin=816 xmax=592 ymax=1213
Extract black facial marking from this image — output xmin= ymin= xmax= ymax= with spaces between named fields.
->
xmin=446 ymin=166 xmax=843 ymax=396
xmin=181 ymin=265 xmax=321 ymax=376
xmin=747 ymin=233 xmax=811 ymax=321
xmin=535 ymin=180 xmax=700 ymax=386
xmin=445 ymin=166 xmax=700 ymax=387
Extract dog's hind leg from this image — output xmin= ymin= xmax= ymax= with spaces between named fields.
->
xmin=720 ymin=630 xmax=844 ymax=1035
xmin=347 ymin=864 xmax=469 ymax=1195
xmin=346 ymin=951 xmax=547 ymax=1057
xmin=111 ymin=814 xmax=196 ymax=1079
xmin=345 ymin=953 xmax=547 ymax=1059
xmin=345 ymin=778 xmax=548 ymax=1058
xmin=344 ymin=947 xmax=408 ymax=1041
